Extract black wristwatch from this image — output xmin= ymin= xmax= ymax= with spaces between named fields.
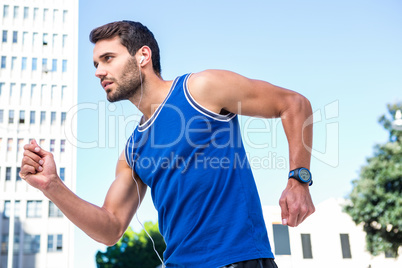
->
xmin=288 ymin=168 xmax=313 ymax=186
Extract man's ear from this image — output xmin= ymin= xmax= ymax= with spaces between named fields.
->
xmin=137 ymin=46 xmax=152 ymax=67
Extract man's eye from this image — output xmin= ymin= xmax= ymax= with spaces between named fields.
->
xmin=105 ymin=56 xmax=112 ymax=61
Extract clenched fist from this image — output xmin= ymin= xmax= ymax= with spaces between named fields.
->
xmin=20 ymin=139 xmax=59 ymax=191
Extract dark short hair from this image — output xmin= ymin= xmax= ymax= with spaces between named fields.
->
xmin=90 ymin=21 xmax=161 ymax=76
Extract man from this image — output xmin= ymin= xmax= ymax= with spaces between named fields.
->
xmin=20 ymin=21 xmax=315 ymax=267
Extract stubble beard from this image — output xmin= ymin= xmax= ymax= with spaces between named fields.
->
xmin=107 ymin=57 xmax=141 ymax=103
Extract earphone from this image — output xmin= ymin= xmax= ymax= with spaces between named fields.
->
xmin=139 ymin=56 xmax=145 ymax=64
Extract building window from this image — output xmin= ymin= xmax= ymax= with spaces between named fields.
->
xmin=39 ymin=139 xmax=45 ymax=149
xmin=57 ymin=235 xmax=63 ymax=251
xmin=43 ymin=8 xmax=48 ymax=22
xmin=21 ymin=57 xmax=27 ymax=70
xmin=60 ymin=167 xmax=65 ymax=181
xmin=62 ymin=35 xmax=67 ymax=48
xmin=7 ymin=139 xmax=13 ymax=153
xmin=19 ymin=110 xmax=25 ymax=124
xmin=62 ymin=59 xmax=67 ymax=72
xmin=20 ymin=83 xmax=26 ymax=97
xmin=2 ymin=30 xmax=7 ymax=42
xmin=30 ymin=111 xmax=35 ymax=124
xmin=50 ymin=139 xmax=55 ymax=152
xmin=41 ymin=84 xmax=45 ymax=98
xmin=24 ymin=234 xmax=40 ymax=254
xmin=8 ymin=110 xmax=14 ymax=124
xmin=49 ymin=201 xmax=63 ymax=217
xmin=43 ymin=33 xmax=48 ymax=46
xmin=51 ymin=85 xmax=56 ymax=99
xmin=32 ymin=32 xmax=38 ymax=47
xmin=12 ymin=31 xmax=17 ymax=43
xmin=14 ymin=201 xmax=20 ymax=218
xmin=32 ymin=58 xmax=37 ymax=71
xmin=301 ymin=233 xmax=313 ymax=259
xmin=3 ymin=200 xmax=10 ymax=218
xmin=22 ymin=31 xmax=28 ymax=45
xmin=33 ymin=7 xmax=38 ymax=20
xmin=41 ymin=83 xmax=46 ymax=97
xmin=42 ymin=58 xmax=48 ymax=72
xmin=340 ymin=233 xmax=352 ymax=258
xmin=17 ymin=139 xmax=24 ymax=152
xmin=61 ymin=112 xmax=66 ymax=125
xmin=9 ymin=110 xmax=14 ymax=124
xmin=52 ymin=34 xmax=58 ymax=49
xmin=63 ymin=10 xmax=68 ymax=23
xmin=14 ymin=234 xmax=20 ymax=253
xmin=40 ymin=111 xmax=46 ymax=124
xmin=17 ymin=139 xmax=24 ymax=156
xmin=60 ymin=140 xmax=66 ymax=153
xmin=13 ymin=6 xmax=19 ymax=19
xmin=272 ymin=224 xmax=291 ymax=255
xmin=26 ymin=200 xmax=42 ymax=218
xmin=10 ymin=83 xmax=15 ymax=97
xmin=51 ymin=112 xmax=56 ymax=125
xmin=47 ymin=235 xmax=54 ymax=252
xmin=47 ymin=234 xmax=63 ymax=252
xmin=61 ymin=86 xmax=66 ymax=99
xmin=53 ymin=9 xmax=58 ymax=23
xmin=23 ymin=7 xmax=29 ymax=19
xmin=11 ymin=56 xmax=16 ymax=70
xmin=1 ymin=56 xmax=6 ymax=69
xmin=30 ymin=84 xmax=36 ymax=97
xmin=7 ymin=138 xmax=12 ymax=152
xmin=52 ymin=59 xmax=57 ymax=72
xmin=16 ymin=167 xmax=21 ymax=181
xmin=0 ymin=234 xmax=18 ymax=254
xmin=3 ymin=5 xmax=9 ymax=18
xmin=6 ymin=167 xmax=11 ymax=180
xmin=1 ymin=235 xmax=8 ymax=254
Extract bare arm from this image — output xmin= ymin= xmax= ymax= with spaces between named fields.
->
xmin=20 ymin=139 xmax=146 ymax=245
xmin=188 ymin=69 xmax=314 ymax=227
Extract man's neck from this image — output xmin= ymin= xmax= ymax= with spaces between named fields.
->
xmin=129 ymin=74 xmax=174 ymax=121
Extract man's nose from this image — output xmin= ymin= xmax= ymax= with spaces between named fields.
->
xmin=95 ymin=66 xmax=107 ymax=78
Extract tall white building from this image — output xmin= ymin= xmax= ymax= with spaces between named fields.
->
xmin=0 ymin=0 xmax=78 ymax=267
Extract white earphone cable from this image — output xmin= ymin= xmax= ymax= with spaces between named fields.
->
xmin=130 ymin=62 xmax=165 ymax=267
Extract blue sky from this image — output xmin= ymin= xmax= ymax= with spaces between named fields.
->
xmin=75 ymin=0 xmax=402 ymax=267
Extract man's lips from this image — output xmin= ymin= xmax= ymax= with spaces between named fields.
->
xmin=101 ymin=80 xmax=114 ymax=89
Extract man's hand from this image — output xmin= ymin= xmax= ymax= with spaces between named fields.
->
xmin=279 ymin=179 xmax=315 ymax=227
xmin=20 ymin=139 xmax=59 ymax=191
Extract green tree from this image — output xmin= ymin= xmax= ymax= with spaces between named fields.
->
xmin=344 ymin=103 xmax=402 ymax=257
xmin=95 ymin=221 xmax=166 ymax=268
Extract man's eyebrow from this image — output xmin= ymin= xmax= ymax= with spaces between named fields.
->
xmin=99 ymin=52 xmax=115 ymax=59
xmin=93 ymin=52 xmax=116 ymax=68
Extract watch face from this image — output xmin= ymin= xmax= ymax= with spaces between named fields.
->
xmin=299 ymin=169 xmax=311 ymax=182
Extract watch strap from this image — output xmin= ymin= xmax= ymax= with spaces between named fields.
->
xmin=288 ymin=168 xmax=313 ymax=186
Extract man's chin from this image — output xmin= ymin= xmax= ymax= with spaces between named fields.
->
xmin=106 ymin=93 xmax=122 ymax=103
xmin=106 ymin=87 xmax=134 ymax=102
xmin=107 ymin=98 xmax=121 ymax=103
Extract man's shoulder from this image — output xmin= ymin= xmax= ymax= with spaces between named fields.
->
xmin=188 ymin=69 xmax=235 ymax=93
xmin=190 ymin=69 xmax=231 ymax=82
xmin=186 ymin=70 xmax=232 ymax=114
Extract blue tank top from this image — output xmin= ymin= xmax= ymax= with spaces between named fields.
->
xmin=125 ymin=73 xmax=273 ymax=267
